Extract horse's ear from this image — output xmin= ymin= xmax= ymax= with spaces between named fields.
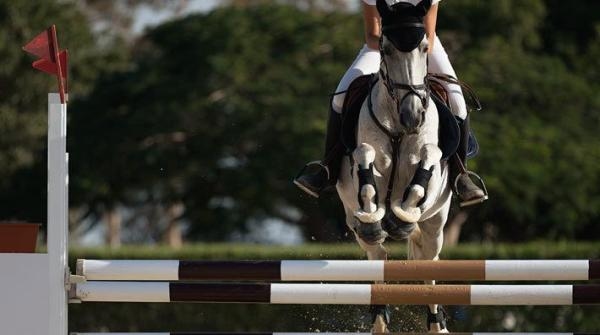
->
xmin=415 ymin=0 xmax=432 ymax=16
xmin=381 ymin=0 xmax=433 ymax=18
xmin=376 ymin=0 xmax=394 ymax=21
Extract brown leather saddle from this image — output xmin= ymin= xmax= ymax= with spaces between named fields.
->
xmin=340 ymin=74 xmax=472 ymax=160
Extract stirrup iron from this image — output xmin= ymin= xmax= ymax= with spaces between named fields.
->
xmin=293 ymin=161 xmax=331 ymax=198
xmin=454 ymin=170 xmax=489 ymax=207
xmin=294 ymin=160 xmax=330 ymax=181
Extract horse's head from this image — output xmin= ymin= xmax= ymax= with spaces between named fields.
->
xmin=376 ymin=0 xmax=432 ymax=133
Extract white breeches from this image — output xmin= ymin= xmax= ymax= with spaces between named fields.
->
xmin=428 ymin=35 xmax=467 ymax=119
xmin=331 ymin=36 xmax=467 ymax=120
xmin=332 ymin=44 xmax=381 ymax=114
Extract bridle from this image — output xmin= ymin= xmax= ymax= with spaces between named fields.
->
xmin=378 ymin=22 xmax=430 ymax=113
xmin=365 ymin=21 xmax=431 ymax=209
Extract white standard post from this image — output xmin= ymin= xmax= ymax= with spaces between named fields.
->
xmin=48 ymin=93 xmax=68 ymax=335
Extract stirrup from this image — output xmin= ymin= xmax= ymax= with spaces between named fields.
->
xmin=293 ymin=161 xmax=331 ymax=198
xmin=454 ymin=170 xmax=489 ymax=207
xmin=294 ymin=160 xmax=330 ymax=181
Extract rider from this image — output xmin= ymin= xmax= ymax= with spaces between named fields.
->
xmin=293 ymin=0 xmax=487 ymax=207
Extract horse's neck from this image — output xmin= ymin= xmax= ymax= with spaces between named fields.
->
xmin=372 ymin=78 xmax=401 ymax=132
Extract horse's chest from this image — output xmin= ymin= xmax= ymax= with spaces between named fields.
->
xmin=373 ymin=136 xmax=422 ymax=173
xmin=377 ymin=150 xmax=393 ymax=171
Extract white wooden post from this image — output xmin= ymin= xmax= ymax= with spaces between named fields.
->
xmin=0 ymin=93 xmax=68 ymax=334
xmin=48 ymin=92 xmax=68 ymax=335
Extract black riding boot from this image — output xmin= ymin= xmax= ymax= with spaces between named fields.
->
xmin=293 ymin=109 xmax=345 ymax=198
xmin=449 ymin=116 xmax=488 ymax=207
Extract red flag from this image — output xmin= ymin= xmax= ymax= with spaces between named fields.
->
xmin=23 ymin=25 xmax=68 ymax=103
xmin=32 ymin=50 xmax=68 ymax=78
xmin=22 ymin=29 xmax=54 ymax=60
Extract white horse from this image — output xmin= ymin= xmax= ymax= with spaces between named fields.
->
xmin=336 ymin=1 xmax=452 ymax=332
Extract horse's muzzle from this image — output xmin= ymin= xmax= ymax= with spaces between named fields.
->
xmin=400 ymin=105 xmax=425 ymax=132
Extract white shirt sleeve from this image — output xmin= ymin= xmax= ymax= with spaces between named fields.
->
xmin=362 ymin=0 xmax=441 ymax=6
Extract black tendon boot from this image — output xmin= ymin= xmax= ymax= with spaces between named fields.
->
xmin=294 ymin=109 xmax=345 ymax=198
xmin=450 ymin=116 xmax=488 ymax=207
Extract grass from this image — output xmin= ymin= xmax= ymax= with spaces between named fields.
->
xmin=69 ymin=240 xmax=600 ymax=261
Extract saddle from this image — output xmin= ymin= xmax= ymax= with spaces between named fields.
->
xmin=339 ymin=74 xmax=479 ymax=160
xmin=340 ymin=74 xmax=374 ymax=154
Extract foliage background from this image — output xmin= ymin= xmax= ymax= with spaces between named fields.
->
xmin=0 ymin=1 xmax=599 ymax=243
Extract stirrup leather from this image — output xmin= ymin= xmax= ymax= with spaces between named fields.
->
xmin=454 ymin=170 xmax=489 ymax=207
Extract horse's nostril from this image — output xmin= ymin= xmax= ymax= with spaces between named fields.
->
xmin=400 ymin=110 xmax=408 ymax=127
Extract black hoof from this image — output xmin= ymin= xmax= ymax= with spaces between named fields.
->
xmin=357 ymin=221 xmax=387 ymax=245
xmin=382 ymin=212 xmax=416 ymax=240
xmin=370 ymin=304 xmax=392 ymax=324
xmin=426 ymin=305 xmax=448 ymax=331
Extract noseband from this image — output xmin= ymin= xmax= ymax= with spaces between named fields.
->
xmin=379 ymin=22 xmax=430 ymax=110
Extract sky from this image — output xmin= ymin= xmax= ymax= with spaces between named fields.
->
xmin=133 ymin=1 xmax=361 ymax=35
xmin=133 ymin=0 xmax=221 ymax=35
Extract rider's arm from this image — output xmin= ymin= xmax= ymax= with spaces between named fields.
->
xmin=424 ymin=3 xmax=439 ymax=53
xmin=363 ymin=3 xmax=381 ymax=50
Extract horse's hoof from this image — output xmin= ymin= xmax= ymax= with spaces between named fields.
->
xmin=357 ymin=221 xmax=387 ymax=245
xmin=391 ymin=200 xmax=422 ymax=223
xmin=355 ymin=207 xmax=386 ymax=223
xmin=426 ymin=305 xmax=448 ymax=333
xmin=372 ymin=315 xmax=389 ymax=333
xmin=382 ymin=212 xmax=416 ymax=240
xmin=370 ymin=304 xmax=391 ymax=332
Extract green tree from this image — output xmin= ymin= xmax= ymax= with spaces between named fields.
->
xmin=439 ymin=0 xmax=600 ymax=241
xmin=0 ymin=0 xmax=126 ymax=227
xmin=69 ymin=0 xmax=600 ymax=243
xmin=69 ymin=3 xmax=363 ymax=242
xmin=8 ymin=0 xmax=597 ymax=244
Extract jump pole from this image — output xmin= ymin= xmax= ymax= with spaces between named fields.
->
xmin=73 ymin=282 xmax=600 ymax=305
xmin=77 ymin=259 xmax=600 ymax=282
xmin=69 ymin=333 xmax=597 ymax=335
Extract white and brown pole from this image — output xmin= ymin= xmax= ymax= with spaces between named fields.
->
xmin=69 ymin=333 xmax=596 ymax=335
xmin=78 ymin=259 xmax=600 ymax=282
xmin=74 ymin=282 xmax=600 ymax=305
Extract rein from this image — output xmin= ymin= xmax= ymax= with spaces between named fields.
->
xmin=367 ymin=76 xmax=402 ymax=209
xmin=425 ymin=72 xmax=482 ymax=112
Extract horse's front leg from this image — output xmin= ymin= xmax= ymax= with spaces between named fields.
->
xmin=352 ymin=142 xmax=387 ymax=245
xmin=392 ymin=143 xmax=442 ymax=223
